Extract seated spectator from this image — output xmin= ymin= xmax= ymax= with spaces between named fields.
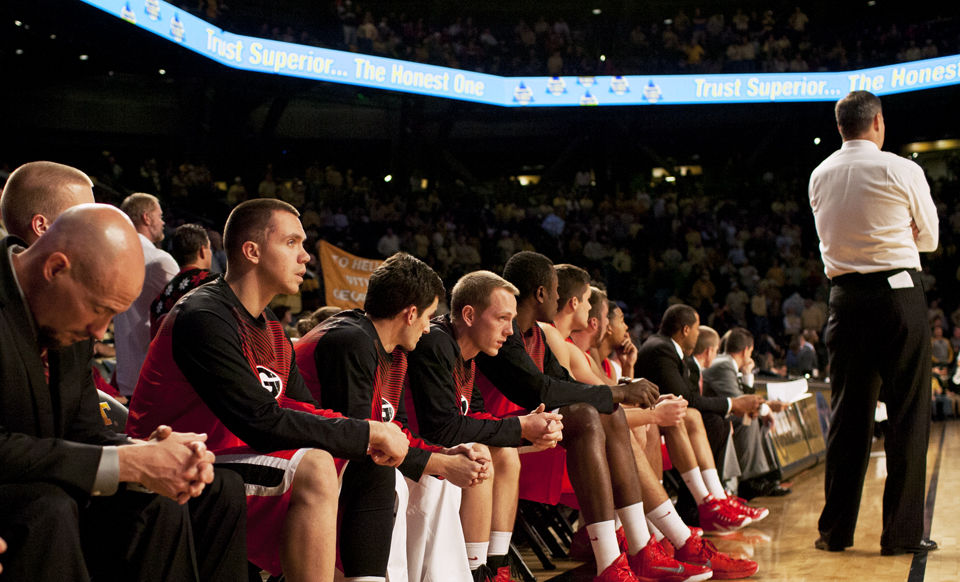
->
xmin=931 ymin=324 xmax=953 ymax=365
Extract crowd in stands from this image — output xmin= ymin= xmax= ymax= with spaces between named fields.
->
xmin=177 ymin=1 xmax=959 ymax=76
xmin=8 ymin=141 xmax=957 ymax=385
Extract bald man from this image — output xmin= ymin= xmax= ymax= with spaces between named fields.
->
xmin=0 ymin=204 xmax=246 ymax=582
xmin=0 ymin=161 xmax=95 ymax=245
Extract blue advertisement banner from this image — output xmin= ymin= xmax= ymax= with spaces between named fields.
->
xmin=82 ymin=0 xmax=960 ymax=107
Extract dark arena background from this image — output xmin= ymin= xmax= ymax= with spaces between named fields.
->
xmin=2 ymin=0 xmax=960 ymax=580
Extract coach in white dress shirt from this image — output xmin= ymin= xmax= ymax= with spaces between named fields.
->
xmin=809 ymin=90 xmax=938 ymax=556
xmin=114 ymin=193 xmax=178 ymax=397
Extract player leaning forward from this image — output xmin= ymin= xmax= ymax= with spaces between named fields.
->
xmin=128 ymin=199 xmax=409 ymax=582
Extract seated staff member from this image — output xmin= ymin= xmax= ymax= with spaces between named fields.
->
xmin=295 ymin=253 xmax=491 ymax=582
xmin=703 ymin=327 xmax=790 ymax=499
xmin=0 ymin=202 xmax=246 ymax=582
xmin=406 ymin=270 xmax=564 ymax=581
xmin=127 ymin=199 xmax=409 ymax=582
xmin=635 ymin=304 xmax=766 ymax=528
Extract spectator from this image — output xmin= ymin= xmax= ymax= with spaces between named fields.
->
xmin=114 ymin=193 xmax=179 ymax=397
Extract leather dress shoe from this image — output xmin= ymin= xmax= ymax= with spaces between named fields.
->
xmin=739 ymin=478 xmax=791 ymax=500
xmin=766 ymin=482 xmax=791 ymax=496
xmin=881 ymin=539 xmax=938 ymax=555
xmin=814 ymin=536 xmax=849 ymax=552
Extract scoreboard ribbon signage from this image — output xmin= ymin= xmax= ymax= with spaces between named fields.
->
xmin=317 ymin=240 xmax=382 ymax=309
xmin=83 ymin=0 xmax=960 ymax=106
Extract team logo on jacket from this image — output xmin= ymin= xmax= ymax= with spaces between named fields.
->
xmin=257 ymin=366 xmax=283 ymax=398
xmin=381 ymin=397 xmax=396 ymax=422
xmin=459 ymin=395 xmax=469 ymax=416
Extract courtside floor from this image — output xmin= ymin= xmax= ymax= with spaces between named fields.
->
xmin=526 ymin=419 xmax=960 ymax=582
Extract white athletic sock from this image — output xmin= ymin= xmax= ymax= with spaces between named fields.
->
xmin=586 ymin=520 xmax=620 ymax=574
xmin=647 ymin=519 xmax=665 ymax=542
xmin=646 ymin=500 xmax=691 ymax=549
xmin=681 ymin=467 xmax=711 ymax=504
xmin=488 ymin=531 xmax=512 ymax=557
xmin=615 ymin=503 xmax=650 ymax=555
xmin=702 ymin=468 xmax=727 ymax=499
xmin=465 ymin=541 xmax=488 ymax=571
xmin=614 ymin=514 xmax=623 ymax=529
xmin=344 ymin=578 xmax=385 ymax=582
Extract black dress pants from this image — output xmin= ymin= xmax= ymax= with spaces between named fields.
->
xmin=0 ymin=469 xmax=247 ymax=582
xmin=817 ymin=269 xmax=931 ymax=549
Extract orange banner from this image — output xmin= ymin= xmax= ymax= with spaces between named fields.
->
xmin=317 ymin=240 xmax=384 ymax=308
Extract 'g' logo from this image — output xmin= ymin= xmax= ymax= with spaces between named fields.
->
xmin=257 ymin=366 xmax=283 ymax=398
xmin=381 ymin=397 xmax=396 ymax=422
xmin=459 ymin=395 xmax=469 ymax=416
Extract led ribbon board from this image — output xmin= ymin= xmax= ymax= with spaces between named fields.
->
xmin=83 ymin=0 xmax=960 ymax=106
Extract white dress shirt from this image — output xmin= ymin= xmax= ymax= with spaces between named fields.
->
xmin=113 ymin=233 xmax=178 ymax=395
xmin=809 ymin=139 xmax=938 ymax=279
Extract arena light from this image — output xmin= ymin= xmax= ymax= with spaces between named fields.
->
xmin=903 ymin=139 xmax=960 ymax=153
xmin=813 ymin=137 xmax=821 ymax=145
xmin=383 ymin=174 xmax=393 ymax=183
xmin=77 ymin=0 xmax=960 ymax=108
xmin=592 ymin=8 xmax=602 ymax=15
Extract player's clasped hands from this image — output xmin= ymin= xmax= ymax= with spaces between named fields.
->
xmin=520 ymin=403 xmax=564 ymax=450
xmin=367 ymin=420 xmax=410 ymax=467
xmin=653 ymin=394 xmax=688 ymax=427
xmin=613 ymin=377 xmax=660 ymax=408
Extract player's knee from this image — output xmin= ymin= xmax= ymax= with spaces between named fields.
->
xmin=491 ymin=446 xmax=520 ymax=480
xmin=560 ymin=402 xmax=603 ymax=441
xmin=600 ymin=405 xmax=630 ymax=436
xmin=630 ymin=425 xmax=647 ymax=449
xmin=684 ymin=407 xmax=702 ymax=427
xmin=291 ymin=449 xmax=338 ymax=506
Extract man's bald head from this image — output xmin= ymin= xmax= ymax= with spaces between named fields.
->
xmin=17 ymin=204 xmax=144 ymax=347
xmin=0 ymin=161 xmax=94 ymax=245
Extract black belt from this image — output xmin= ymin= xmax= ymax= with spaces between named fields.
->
xmin=830 ymin=268 xmax=918 ymax=288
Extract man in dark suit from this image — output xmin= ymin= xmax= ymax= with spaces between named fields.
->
xmin=638 ymin=305 xmax=760 ymax=460
xmin=635 ymin=304 xmax=765 ymax=531
xmin=703 ymin=327 xmax=790 ymax=499
xmin=0 ymin=202 xmax=246 ymax=581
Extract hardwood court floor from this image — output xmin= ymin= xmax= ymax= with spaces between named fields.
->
xmin=525 ymin=419 xmax=960 ymax=582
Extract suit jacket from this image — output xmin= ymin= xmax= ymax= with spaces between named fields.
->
xmin=0 ymin=237 xmax=128 ymax=495
xmin=635 ymin=333 xmax=729 ymax=416
xmin=702 ymin=354 xmax=744 ymax=399
xmin=685 ymin=356 xmax=701 ymax=393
